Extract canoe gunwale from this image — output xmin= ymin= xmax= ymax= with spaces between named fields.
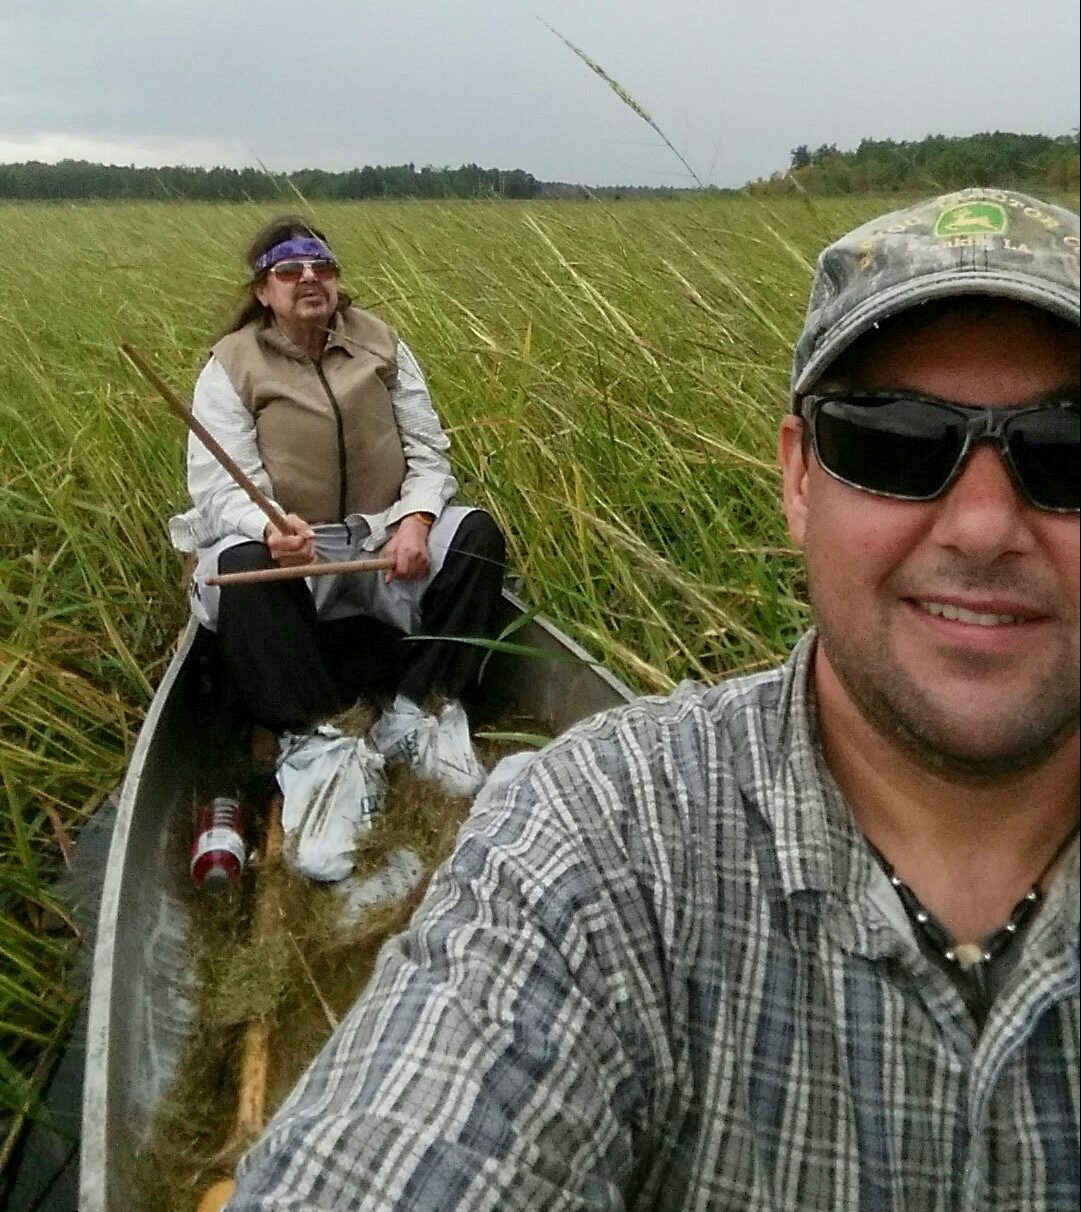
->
xmin=80 ymin=622 xmax=200 ymax=1212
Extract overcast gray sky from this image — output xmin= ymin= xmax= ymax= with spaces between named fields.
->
xmin=2 ymin=0 xmax=1077 ymax=187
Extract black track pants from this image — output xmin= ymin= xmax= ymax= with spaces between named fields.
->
xmin=214 ymin=511 xmax=506 ymax=732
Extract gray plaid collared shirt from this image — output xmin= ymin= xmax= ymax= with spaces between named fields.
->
xmin=229 ymin=634 xmax=1080 ymax=1211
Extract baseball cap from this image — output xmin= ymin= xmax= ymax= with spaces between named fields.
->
xmin=791 ymin=188 xmax=1080 ymax=407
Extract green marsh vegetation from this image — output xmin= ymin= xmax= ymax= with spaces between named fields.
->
xmin=0 ymin=192 xmax=896 ymax=1157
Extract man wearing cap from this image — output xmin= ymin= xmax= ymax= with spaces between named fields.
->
xmin=228 ymin=190 xmax=1079 ymax=1210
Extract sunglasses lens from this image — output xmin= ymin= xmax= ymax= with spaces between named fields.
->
xmin=1007 ymin=406 xmax=1080 ymax=511
xmin=270 ymin=260 xmax=304 ymax=282
xmin=814 ymin=397 xmax=964 ymax=499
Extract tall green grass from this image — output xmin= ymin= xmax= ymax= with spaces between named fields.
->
xmin=0 ymin=193 xmax=891 ymax=1153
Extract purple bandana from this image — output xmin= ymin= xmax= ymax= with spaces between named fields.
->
xmin=254 ymin=236 xmax=336 ymax=275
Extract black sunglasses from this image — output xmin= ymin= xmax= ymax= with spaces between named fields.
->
xmin=798 ymin=391 xmax=1080 ymax=514
xmin=266 ymin=258 xmax=339 ymax=283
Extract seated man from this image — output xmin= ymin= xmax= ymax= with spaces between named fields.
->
xmin=227 ymin=190 xmax=1079 ymax=1210
xmin=171 ymin=215 xmax=506 ymax=786
xmin=172 ymin=217 xmax=505 ymax=881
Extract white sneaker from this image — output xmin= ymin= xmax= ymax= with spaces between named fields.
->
xmin=370 ymin=696 xmax=487 ymax=798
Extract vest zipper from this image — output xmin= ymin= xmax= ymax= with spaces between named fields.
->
xmin=313 ymin=359 xmax=348 ymax=522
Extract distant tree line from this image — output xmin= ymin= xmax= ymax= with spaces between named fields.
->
xmin=0 ymin=160 xmax=541 ymax=201
xmin=750 ymin=131 xmax=1079 ymax=195
xmin=2 ymin=132 xmax=1077 ymax=202
xmin=538 ymin=181 xmax=743 ymax=200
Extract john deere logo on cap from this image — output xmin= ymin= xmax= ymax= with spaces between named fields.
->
xmin=934 ymin=202 xmax=1009 ymax=238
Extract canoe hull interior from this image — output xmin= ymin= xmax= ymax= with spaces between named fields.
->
xmin=79 ymin=591 xmax=633 ymax=1211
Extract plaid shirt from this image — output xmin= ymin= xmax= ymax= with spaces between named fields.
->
xmin=229 ymin=634 xmax=1080 ymax=1211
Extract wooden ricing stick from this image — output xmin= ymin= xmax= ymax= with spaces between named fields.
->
xmin=208 ymin=557 xmax=395 ymax=587
xmin=232 ymin=796 xmax=284 ymax=1142
xmin=121 ymin=342 xmax=297 ymax=537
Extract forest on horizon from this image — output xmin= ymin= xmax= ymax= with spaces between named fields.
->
xmin=0 ymin=130 xmax=1077 ymax=201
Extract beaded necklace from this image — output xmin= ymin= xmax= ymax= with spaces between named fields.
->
xmin=870 ymin=820 xmax=1080 ymax=973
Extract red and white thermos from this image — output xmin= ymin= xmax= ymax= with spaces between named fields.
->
xmin=190 ymin=795 xmax=247 ymax=890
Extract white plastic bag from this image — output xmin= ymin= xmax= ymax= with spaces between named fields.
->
xmin=276 ymin=725 xmax=386 ymax=882
xmin=370 ymin=696 xmax=487 ymax=798
xmin=335 ymin=847 xmax=425 ymax=927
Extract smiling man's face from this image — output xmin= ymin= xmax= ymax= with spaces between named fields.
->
xmin=780 ymin=300 xmax=1079 ymax=777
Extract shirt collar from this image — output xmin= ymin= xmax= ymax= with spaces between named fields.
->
xmin=256 ymin=310 xmax=353 ymax=361
xmin=764 ymin=632 xmax=916 ymax=960
xmin=767 ymin=630 xmax=858 ymax=901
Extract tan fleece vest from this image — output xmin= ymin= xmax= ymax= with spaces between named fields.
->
xmin=212 ymin=307 xmax=407 ymax=524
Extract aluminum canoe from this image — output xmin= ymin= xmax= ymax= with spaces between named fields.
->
xmin=79 ymin=590 xmax=633 ymax=1212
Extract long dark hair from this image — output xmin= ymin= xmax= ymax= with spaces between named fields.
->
xmin=220 ymin=214 xmax=353 ymax=336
